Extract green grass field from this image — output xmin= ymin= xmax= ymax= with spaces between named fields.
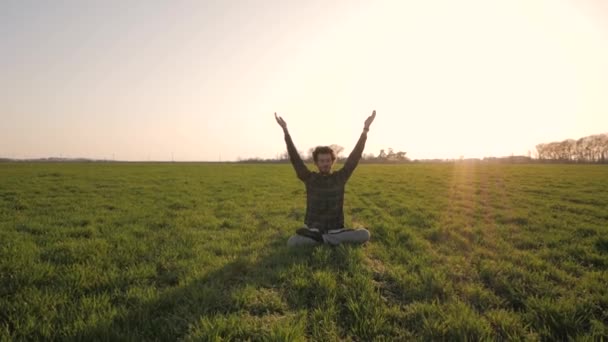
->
xmin=1 ymin=162 xmax=607 ymax=340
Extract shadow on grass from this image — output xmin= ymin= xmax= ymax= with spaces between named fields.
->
xmin=75 ymin=236 xmax=376 ymax=340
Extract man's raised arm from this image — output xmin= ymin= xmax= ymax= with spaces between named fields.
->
xmin=340 ymin=110 xmax=376 ymax=181
xmin=275 ymin=113 xmax=311 ymax=182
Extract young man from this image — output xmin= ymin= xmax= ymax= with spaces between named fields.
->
xmin=274 ymin=110 xmax=376 ymax=247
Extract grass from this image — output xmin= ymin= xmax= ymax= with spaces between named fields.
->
xmin=1 ymin=162 xmax=607 ymax=340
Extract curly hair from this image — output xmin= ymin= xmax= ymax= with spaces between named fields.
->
xmin=312 ymin=146 xmax=336 ymax=162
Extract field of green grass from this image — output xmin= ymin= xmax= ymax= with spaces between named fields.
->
xmin=1 ymin=162 xmax=607 ymax=340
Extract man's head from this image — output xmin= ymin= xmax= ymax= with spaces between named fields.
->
xmin=312 ymin=146 xmax=336 ymax=174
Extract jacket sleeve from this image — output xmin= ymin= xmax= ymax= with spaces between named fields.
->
xmin=337 ymin=132 xmax=367 ymax=182
xmin=285 ymin=132 xmax=312 ymax=182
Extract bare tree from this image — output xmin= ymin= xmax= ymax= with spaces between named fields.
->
xmin=306 ymin=147 xmax=315 ymax=162
xmin=395 ymin=151 xmax=408 ymax=161
xmin=536 ymin=143 xmax=546 ymax=160
xmin=279 ymin=150 xmax=289 ymax=161
xmin=378 ymin=149 xmax=387 ymax=159
xmin=362 ymin=153 xmax=376 ymax=161
xmin=329 ymin=144 xmax=345 ymax=159
xmin=535 ymin=133 xmax=608 ymax=163
xmin=599 ymin=133 xmax=608 ymax=163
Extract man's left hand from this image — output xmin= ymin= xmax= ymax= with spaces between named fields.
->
xmin=364 ymin=110 xmax=376 ymax=131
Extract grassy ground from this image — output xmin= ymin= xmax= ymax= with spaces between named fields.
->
xmin=1 ymin=162 xmax=607 ymax=340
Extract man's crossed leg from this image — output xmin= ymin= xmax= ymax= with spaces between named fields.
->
xmin=287 ymin=225 xmax=370 ymax=247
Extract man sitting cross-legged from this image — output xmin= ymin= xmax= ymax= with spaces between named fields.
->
xmin=274 ymin=110 xmax=376 ymax=247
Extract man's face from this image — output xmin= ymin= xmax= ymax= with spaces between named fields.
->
xmin=315 ymin=153 xmax=334 ymax=174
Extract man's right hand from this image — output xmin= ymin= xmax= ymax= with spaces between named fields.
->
xmin=274 ymin=112 xmax=288 ymax=131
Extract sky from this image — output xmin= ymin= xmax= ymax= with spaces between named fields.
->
xmin=1 ymin=0 xmax=607 ymax=161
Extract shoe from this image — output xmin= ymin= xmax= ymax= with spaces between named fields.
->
xmin=296 ymin=228 xmax=324 ymax=242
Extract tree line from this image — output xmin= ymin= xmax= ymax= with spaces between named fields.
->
xmin=536 ymin=133 xmax=608 ymax=163
xmin=238 ymin=145 xmax=409 ymax=163
xmin=236 ymin=132 xmax=608 ymax=164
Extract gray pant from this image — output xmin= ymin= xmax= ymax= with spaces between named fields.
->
xmin=287 ymin=227 xmax=370 ymax=247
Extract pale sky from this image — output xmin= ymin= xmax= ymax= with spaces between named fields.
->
xmin=1 ymin=0 xmax=607 ymax=161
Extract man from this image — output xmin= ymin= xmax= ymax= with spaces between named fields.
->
xmin=274 ymin=110 xmax=376 ymax=247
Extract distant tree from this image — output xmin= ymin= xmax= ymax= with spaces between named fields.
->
xmin=600 ymin=134 xmax=608 ymax=163
xmin=374 ymin=148 xmax=408 ymax=162
xmin=535 ymin=133 xmax=608 ymax=163
xmin=378 ymin=149 xmax=387 ymax=159
xmin=362 ymin=153 xmax=376 ymax=161
xmin=592 ymin=133 xmax=608 ymax=163
xmin=329 ymin=144 xmax=345 ymax=159
xmin=279 ymin=150 xmax=289 ymax=161
xmin=395 ymin=151 xmax=408 ymax=161
xmin=306 ymin=147 xmax=315 ymax=162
